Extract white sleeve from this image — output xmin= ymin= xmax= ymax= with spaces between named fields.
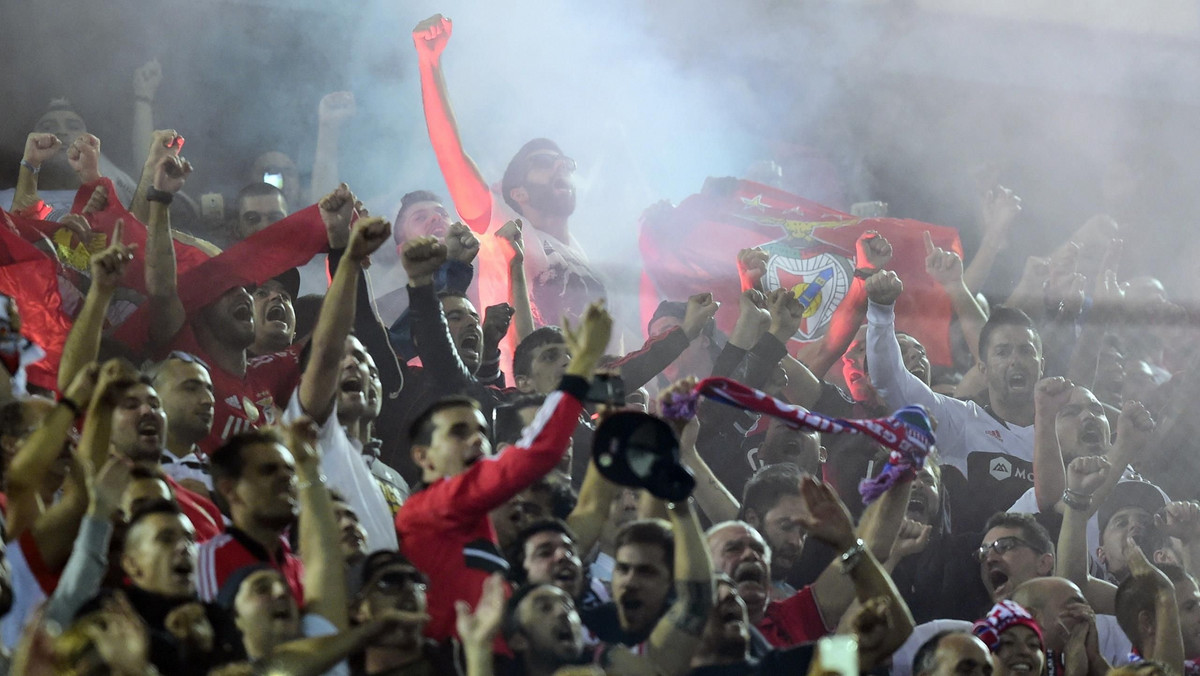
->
xmin=284 ymin=389 xmax=398 ymax=552
xmin=1007 ymin=488 xmax=1041 ymax=515
xmin=866 ymin=300 xmax=973 ymax=463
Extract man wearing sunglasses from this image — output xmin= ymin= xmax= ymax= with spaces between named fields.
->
xmin=350 ymin=550 xmax=454 ymax=674
xmin=412 ymin=14 xmax=608 ymax=330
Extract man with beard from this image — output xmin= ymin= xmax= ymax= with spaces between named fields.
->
xmin=148 ymin=352 xmax=216 ymax=495
xmin=866 ymin=271 xmax=1044 ymax=532
xmin=412 ymin=14 xmax=606 ymax=326
xmin=350 ymin=550 xmax=455 ymax=674
xmin=1009 ymin=379 xmax=1165 ymax=573
xmin=280 ymin=214 xmax=398 ymax=553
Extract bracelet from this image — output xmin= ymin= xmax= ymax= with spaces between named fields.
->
xmin=1062 ymin=489 xmax=1092 ymax=511
xmin=839 ymin=538 xmax=867 ymax=573
xmin=853 ymin=267 xmax=882 ymax=280
xmin=145 ymin=187 xmax=174 ymax=205
xmin=58 ymin=397 xmax=82 ymax=417
xmin=19 ymin=159 xmax=40 ymax=174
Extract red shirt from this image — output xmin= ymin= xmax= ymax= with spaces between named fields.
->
xmin=396 ymin=380 xmax=585 ymax=642
xmin=195 ymin=527 xmax=304 ymax=605
xmin=169 ymin=326 xmax=301 ymax=456
xmin=756 ymin=585 xmax=829 ymax=648
xmin=165 ymin=475 xmax=223 ymax=543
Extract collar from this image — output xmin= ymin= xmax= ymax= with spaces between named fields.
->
xmin=227 ymin=526 xmax=290 ymax=566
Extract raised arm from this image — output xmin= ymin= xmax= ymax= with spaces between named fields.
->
xmin=1127 ymin=540 xmax=1185 ymax=676
xmin=1031 ymin=377 xmax=1074 ymax=511
xmin=57 ymin=222 xmax=136 ymax=390
xmin=1155 ymin=501 xmax=1200 ymax=576
xmin=963 ymin=186 xmax=1021 ymax=295
xmin=299 ymin=188 xmax=391 ymax=423
xmin=12 ymin=133 xmax=62 ymax=213
xmin=130 ymin=129 xmax=183 ymax=224
xmin=144 ymin=153 xmax=193 ymax=353
xmin=796 ymin=230 xmax=893 ymax=377
xmin=614 ymin=292 xmax=719 ymax=391
xmin=1058 ymin=456 xmax=1118 ymax=614
xmin=6 ymin=364 xmax=98 ymax=541
xmin=131 ymin=60 xmax=162 ymax=166
xmin=924 ymin=231 xmax=987 ymax=363
xmin=413 ymin=14 xmax=494 ymax=232
xmin=496 ymin=219 xmax=535 ymax=341
xmin=809 ymin=476 xmax=915 ymax=634
xmin=288 ymin=417 xmax=348 ymax=631
xmin=309 ymin=91 xmax=355 ymax=204
xmin=641 ymin=499 xmax=714 ymax=676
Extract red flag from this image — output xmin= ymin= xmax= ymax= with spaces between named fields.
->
xmin=639 ymin=179 xmax=963 ymax=365
xmin=0 ymin=212 xmax=71 ymax=391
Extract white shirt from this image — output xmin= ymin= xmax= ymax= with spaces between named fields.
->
xmin=283 ymin=390 xmax=397 ymax=552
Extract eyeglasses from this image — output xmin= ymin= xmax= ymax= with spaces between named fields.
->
xmin=526 ymin=153 xmax=577 ymax=172
xmin=976 ymin=536 xmax=1041 ymax=562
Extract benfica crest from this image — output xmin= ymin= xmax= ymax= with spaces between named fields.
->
xmin=760 ymin=244 xmax=853 ymax=341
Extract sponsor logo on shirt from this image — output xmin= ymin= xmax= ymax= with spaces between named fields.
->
xmin=986 ymin=429 xmax=1003 ymax=441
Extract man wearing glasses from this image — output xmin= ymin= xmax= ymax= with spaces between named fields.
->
xmin=411 ymin=14 xmax=608 ymax=329
xmin=977 ymin=513 xmax=1055 ymax=604
xmin=350 ymin=551 xmax=455 ymax=674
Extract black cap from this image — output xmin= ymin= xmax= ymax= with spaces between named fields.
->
xmin=592 ymin=412 xmax=695 ymax=502
xmin=1097 ymin=480 xmax=1166 ymax=538
xmin=214 ymin=563 xmax=275 ymax=612
xmin=261 ymin=267 xmax=301 ymax=301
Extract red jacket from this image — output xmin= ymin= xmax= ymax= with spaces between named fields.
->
xmin=396 ymin=376 xmax=587 ymax=641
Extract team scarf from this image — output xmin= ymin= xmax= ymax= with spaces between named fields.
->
xmin=1128 ymin=647 xmax=1200 ymax=676
xmin=662 ymin=376 xmax=935 ymax=504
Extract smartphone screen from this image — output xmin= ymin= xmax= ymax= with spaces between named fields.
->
xmin=263 ymin=172 xmax=284 ymax=189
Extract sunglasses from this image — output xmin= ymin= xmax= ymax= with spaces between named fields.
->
xmin=976 ymin=536 xmax=1041 ymax=563
xmin=526 ymin=153 xmax=577 ymax=172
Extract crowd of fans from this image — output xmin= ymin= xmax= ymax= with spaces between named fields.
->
xmin=1 ymin=10 xmax=1199 ymax=676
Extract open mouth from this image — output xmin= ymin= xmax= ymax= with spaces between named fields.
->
xmin=619 ymin=597 xmax=643 ymax=615
xmin=1007 ymin=371 xmax=1029 ymax=389
xmin=1078 ymin=422 xmax=1104 ymax=445
xmin=137 ymin=419 xmax=161 ymax=438
xmin=554 ymin=623 xmax=575 ymax=643
xmin=232 ymin=302 xmax=253 ymax=322
xmin=459 ymin=332 xmax=481 ymax=358
xmin=271 ymin=606 xmax=292 ymax=621
xmin=553 ymin=565 xmax=579 ymax=585
xmin=172 ymin=559 xmax=194 ymax=580
xmin=1007 ymin=660 xmax=1036 ymax=673
xmin=907 ymin=494 xmax=928 ymax=517
xmin=733 ymin=562 xmax=766 ymax=588
xmin=265 ymin=303 xmax=289 ymax=326
xmin=909 ymin=364 xmax=927 ymax=380
xmin=552 ymin=177 xmax=572 ymax=193
xmin=988 ymin=568 xmax=1010 ymax=592
xmin=341 ymin=377 xmax=363 ymax=394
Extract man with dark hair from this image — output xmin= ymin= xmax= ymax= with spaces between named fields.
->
xmin=395 ymin=300 xmax=611 ymax=643
xmin=412 ymin=14 xmax=606 ymax=328
xmin=1116 ymin=562 xmax=1195 ymax=670
xmin=197 ymin=428 xmax=305 ymax=603
xmin=979 ymin=512 xmax=1056 ymax=602
xmin=866 ymin=272 xmax=1044 ymax=532
xmin=232 ymin=182 xmax=288 ymax=242
xmin=147 ymin=352 xmax=215 ymax=495
xmin=505 ymin=518 xmax=586 ymax=603
xmin=350 ymin=550 xmax=454 ymax=674
xmin=738 ymin=464 xmax=807 ymax=589
xmin=911 ymin=631 xmax=994 ymax=676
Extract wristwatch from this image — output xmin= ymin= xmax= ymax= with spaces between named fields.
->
xmin=840 ymin=538 xmax=867 ymax=573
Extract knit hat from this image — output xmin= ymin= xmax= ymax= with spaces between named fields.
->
xmin=972 ymin=600 xmax=1045 ymax=653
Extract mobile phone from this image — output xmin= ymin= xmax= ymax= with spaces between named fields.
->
xmin=815 ymin=635 xmax=859 ymax=676
xmin=200 ymin=193 xmax=225 ymax=223
xmin=263 ymin=172 xmax=284 ymax=189
xmin=585 ymin=373 xmax=626 ymax=405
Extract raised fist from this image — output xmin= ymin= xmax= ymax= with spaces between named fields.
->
xmin=923 ymin=231 xmax=963 ymax=288
xmin=737 ymin=247 xmax=769 ymax=290
xmin=67 ymin=133 xmax=102 ymax=184
xmin=681 ymin=292 xmax=719 ymax=341
xmin=318 ymin=91 xmax=356 ymax=127
xmin=1066 ymin=455 xmax=1109 ymax=497
xmin=766 ymin=287 xmax=803 ymax=340
xmin=866 ymin=270 xmax=903 ymax=306
xmin=482 ymin=303 xmax=515 ymax=346
xmin=90 ymin=220 xmax=136 ymax=293
xmin=496 ymin=219 xmax=524 ymax=264
xmin=347 ymin=216 xmax=392 ymax=263
xmin=152 ymin=154 xmax=192 ymax=194
xmin=22 ymin=133 xmax=62 ymax=168
xmin=133 ymin=59 xmax=163 ymax=101
xmin=444 ymin=222 xmax=480 ymax=264
xmin=144 ymin=129 xmax=183 ymax=168
xmin=856 ymin=230 xmax=893 ymax=270
xmin=402 ymin=235 xmax=448 ymax=285
xmin=1114 ymin=400 xmax=1155 ymax=459
xmin=412 ymin=14 xmax=452 ymax=63
xmin=1156 ymin=501 xmax=1200 ymax=544
xmin=1034 ymin=376 xmax=1074 ymax=417
xmin=319 ymin=183 xmax=358 ymax=249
